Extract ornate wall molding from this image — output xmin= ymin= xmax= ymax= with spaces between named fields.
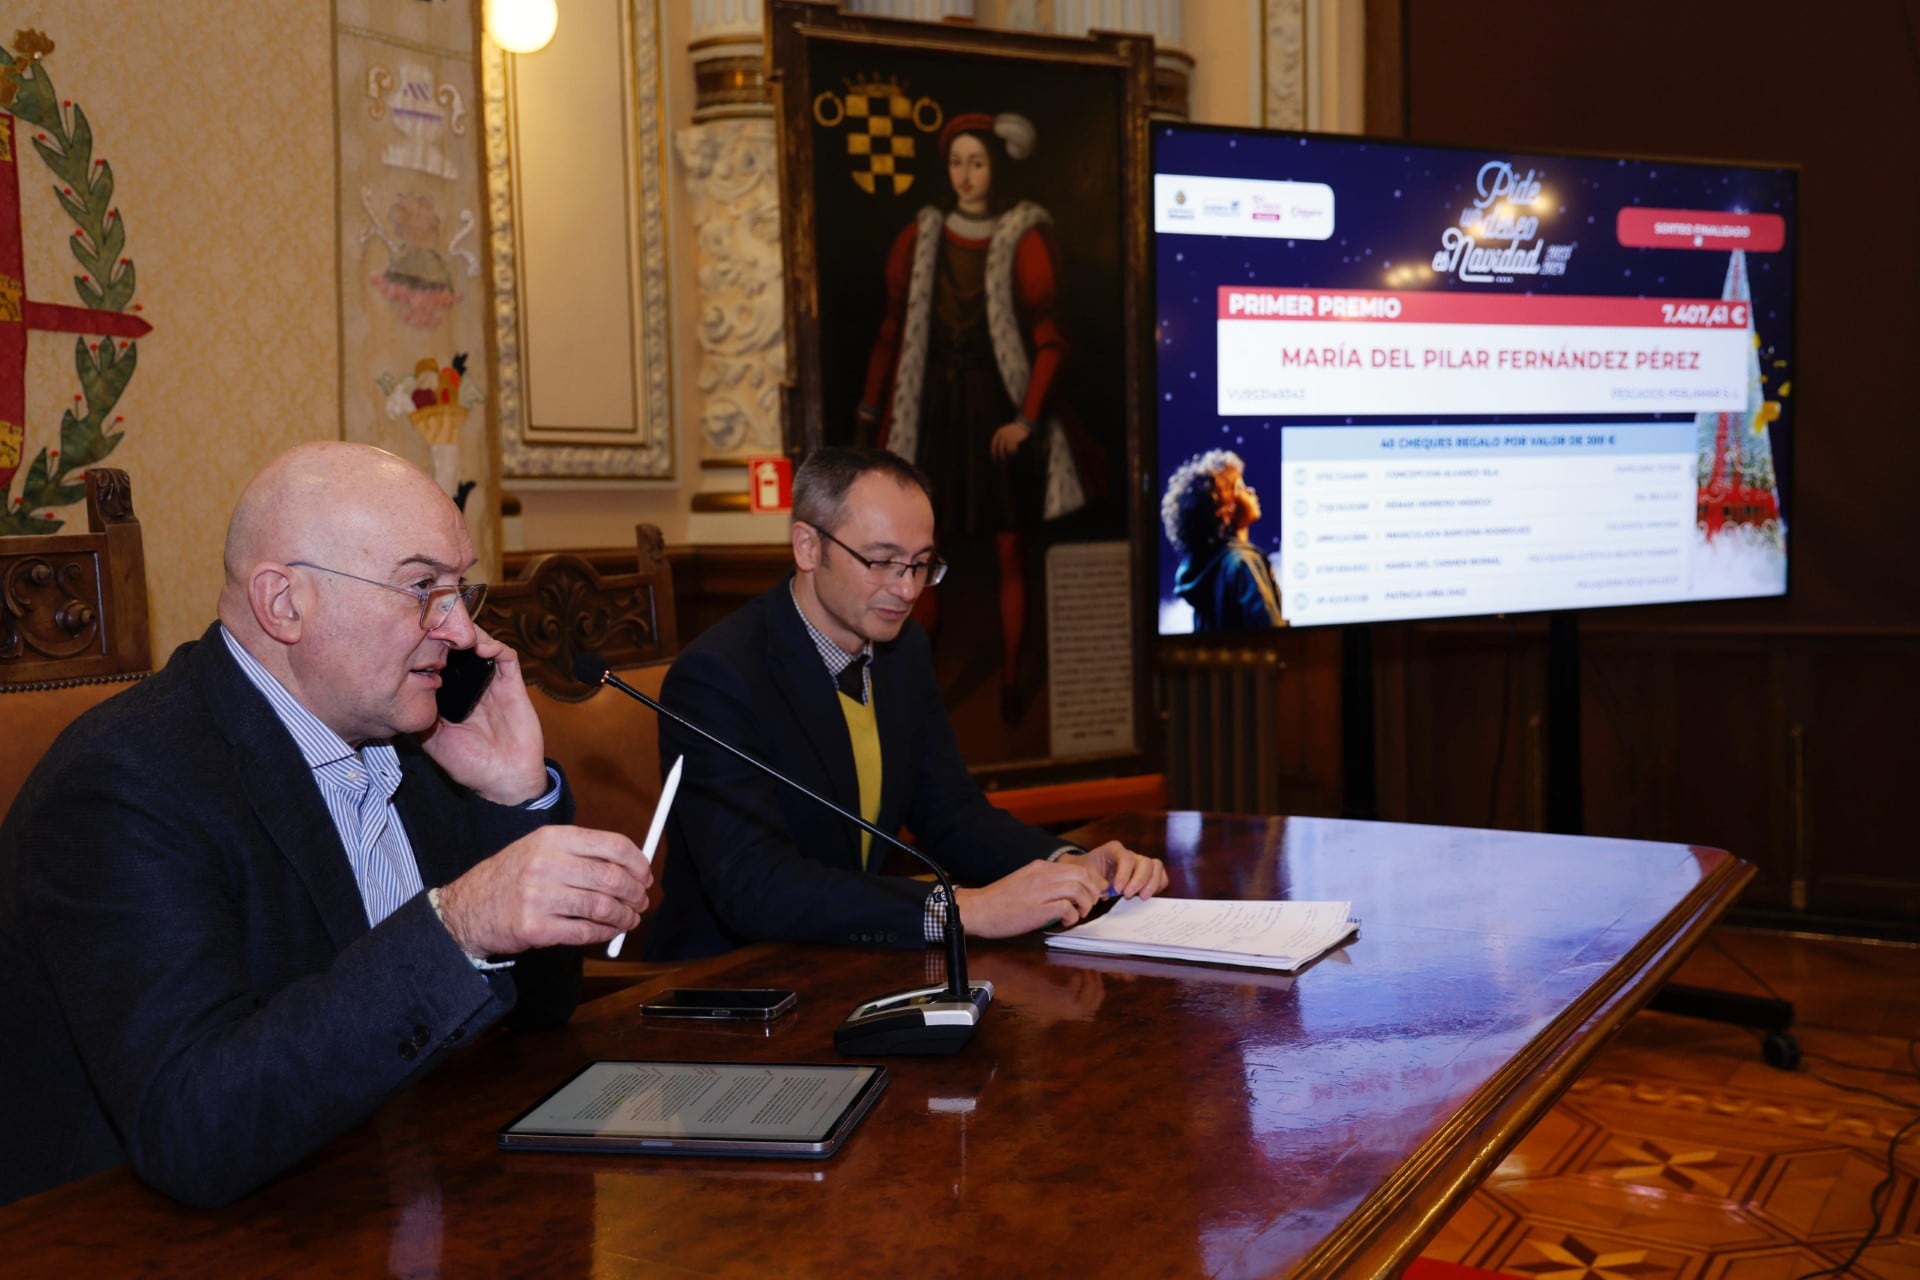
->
xmin=482 ymin=0 xmax=674 ymax=480
xmin=674 ymin=118 xmax=785 ymax=459
xmin=1263 ymin=0 xmax=1307 ymax=129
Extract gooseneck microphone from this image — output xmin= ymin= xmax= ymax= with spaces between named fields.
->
xmin=573 ymin=652 xmax=991 ymax=1055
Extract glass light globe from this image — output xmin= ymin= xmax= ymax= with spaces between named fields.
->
xmin=485 ymin=0 xmax=558 ymax=54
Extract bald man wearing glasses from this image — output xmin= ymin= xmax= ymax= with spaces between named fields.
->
xmin=645 ymin=446 xmax=1165 ymax=962
xmin=0 ymin=443 xmax=652 ymax=1208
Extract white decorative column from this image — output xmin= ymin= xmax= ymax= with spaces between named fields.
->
xmin=1047 ymin=0 xmax=1191 ymax=119
xmin=679 ymin=1 xmax=786 ymax=530
xmin=1264 ymin=0 xmax=1307 ymax=129
xmin=841 ymin=0 xmax=976 ymax=18
xmin=1262 ymin=0 xmax=1362 ymax=134
xmin=674 ymin=124 xmax=783 ymax=460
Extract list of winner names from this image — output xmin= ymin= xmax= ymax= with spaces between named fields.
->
xmin=1277 ymin=433 xmax=1696 ymax=624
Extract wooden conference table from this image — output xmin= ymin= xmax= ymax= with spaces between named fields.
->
xmin=0 ymin=812 xmax=1751 ymax=1278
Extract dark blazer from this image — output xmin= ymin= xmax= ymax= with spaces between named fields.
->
xmin=0 ymin=625 xmax=579 ymax=1207
xmin=644 ymin=578 xmax=1062 ymax=960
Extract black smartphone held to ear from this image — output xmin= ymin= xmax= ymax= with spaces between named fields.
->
xmin=436 ymin=646 xmax=496 ymax=724
xmin=640 ymin=988 xmax=799 ymax=1021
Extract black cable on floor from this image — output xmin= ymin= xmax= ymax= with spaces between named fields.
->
xmin=1802 ymin=1048 xmax=1920 ymax=1086
xmin=1788 ymin=1109 xmax=1920 ymax=1280
xmin=1700 ymin=938 xmax=1919 ymax=1279
xmin=1803 ymin=1058 xmax=1920 ymax=1113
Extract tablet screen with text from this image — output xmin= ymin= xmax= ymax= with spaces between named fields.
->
xmin=498 ymin=1061 xmax=887 ymax=1159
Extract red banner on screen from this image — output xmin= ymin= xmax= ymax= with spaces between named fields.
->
xmin=1615 ymin=208 xmax=1785 ymax=252
xmin=1216 ymin=288 xmax=1749 ymax=328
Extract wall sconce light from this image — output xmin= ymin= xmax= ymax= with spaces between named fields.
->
xmin=484 ymin=0 xmax=558 ymax=54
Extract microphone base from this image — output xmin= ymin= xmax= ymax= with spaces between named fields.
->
xmin=833 ymin=981 xmax=993 ymax=1057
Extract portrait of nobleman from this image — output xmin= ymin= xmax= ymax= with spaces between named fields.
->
xmin=806 ymin=42 xmax=1132 ymax=765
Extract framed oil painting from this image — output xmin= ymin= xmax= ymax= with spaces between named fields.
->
xmin=769 ymin=0 xmax=1155 ymax=784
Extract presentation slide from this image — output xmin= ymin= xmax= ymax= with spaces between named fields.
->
xmin=1152 ymin=128 xmax=1796 ymax=634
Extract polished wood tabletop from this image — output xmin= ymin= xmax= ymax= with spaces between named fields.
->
xmin=0 ymin=813 xmax=1751 ymax=1278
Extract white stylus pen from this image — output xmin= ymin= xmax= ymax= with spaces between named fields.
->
xmin=607 ymin=753 xmax=682 ymax=958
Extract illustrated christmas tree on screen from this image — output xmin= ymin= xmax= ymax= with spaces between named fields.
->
xmin=1696 ymin=249 xmax=1784 ymax=546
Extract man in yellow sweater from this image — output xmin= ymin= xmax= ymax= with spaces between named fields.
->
xmin=645 ymin=447 xmax=1165 ymax=959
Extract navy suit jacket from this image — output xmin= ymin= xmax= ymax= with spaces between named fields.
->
xmin=0 ymin=626 xmax=579 ymax=1207
xmin=643 ymin=579 xmax=1062 ymax=960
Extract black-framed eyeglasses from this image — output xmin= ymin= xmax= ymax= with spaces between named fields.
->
xmin=812 ymin=526 xmax=947 ymax=586
xmin=288 ymin=561 xmax=488 ymax=630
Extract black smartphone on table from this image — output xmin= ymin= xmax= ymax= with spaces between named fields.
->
xmin=640 ymin=988 xmax=799 ymax=1021
xmin=436 ymin=646 xmax=495 ymax=723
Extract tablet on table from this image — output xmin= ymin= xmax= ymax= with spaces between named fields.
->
xmin=497 ymin=1061 xmax=888 ymax=1159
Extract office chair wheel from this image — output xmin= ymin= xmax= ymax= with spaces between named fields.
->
xmin=1762 ymin=1030 xmax=1802 ymax=1071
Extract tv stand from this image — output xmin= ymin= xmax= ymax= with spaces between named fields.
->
xmin=1645 ymin=983 xmax=1802 ymax=1069
xmin=1340 ymin=613 xmax=1798 ymax=1067
xmin=1541 ymin=611 xmax=1799 ymax=1070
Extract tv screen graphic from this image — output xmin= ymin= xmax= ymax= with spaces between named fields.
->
xmin=1151 ymin=124 xmax=1797 ymax=634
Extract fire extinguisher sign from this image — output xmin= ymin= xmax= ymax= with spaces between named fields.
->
xmin=747 ymin=457 xmax=793 ymax=514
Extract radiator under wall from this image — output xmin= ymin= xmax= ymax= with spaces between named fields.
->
xmin=1159 ymin=646 xmax=1288 ymax=813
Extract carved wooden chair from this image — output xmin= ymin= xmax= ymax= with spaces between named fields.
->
xmin=2 ymin=469 xmax=154 ymax=814
xmin=476 ymin=525 xmax=679 ymax=985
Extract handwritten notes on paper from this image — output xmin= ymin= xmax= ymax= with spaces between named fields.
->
xmin=1044 ymin=897 xmax=1358 ymax=972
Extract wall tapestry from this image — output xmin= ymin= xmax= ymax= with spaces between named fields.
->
xmin=336 ymin=2 xmax=497 ymax=575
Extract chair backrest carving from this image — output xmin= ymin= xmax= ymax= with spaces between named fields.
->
xmin=3 ymin=468 xmax=154 ymax=813
xmin=2 ymin=468 xmax=151 ymax=686
xmin=476 ymin=525 xmax=679 ymax=855
xmin=478 ymin=524 xmax=677 ymax=704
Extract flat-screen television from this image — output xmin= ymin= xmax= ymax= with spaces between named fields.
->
xmin=1150 ymin=123 xmax=1797 ymax=634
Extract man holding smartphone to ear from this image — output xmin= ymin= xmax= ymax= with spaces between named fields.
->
xmin=0 ymin=442 xmax=654 ymax=1209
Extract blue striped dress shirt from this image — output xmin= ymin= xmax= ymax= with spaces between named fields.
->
xmin=219 ymin=626 xmax=557 ymax=928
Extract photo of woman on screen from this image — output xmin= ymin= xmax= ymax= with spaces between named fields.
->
xmin=1162 ymin=450 xmax=1284 ymax=633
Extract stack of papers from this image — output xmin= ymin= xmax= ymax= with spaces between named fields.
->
xmin=1044 ymin=897 xmax=1358 ymax=972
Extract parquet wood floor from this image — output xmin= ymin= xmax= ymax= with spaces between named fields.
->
xmin=1419 ymin=927 xmax=1920 ymax=1280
